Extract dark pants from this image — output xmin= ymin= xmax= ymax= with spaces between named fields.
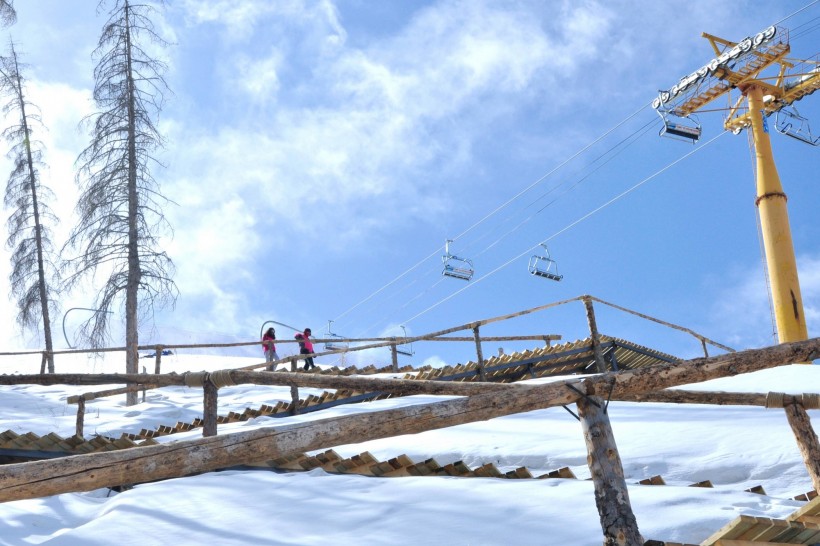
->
xmin=300 ymin=348 xmax=315 ymax=370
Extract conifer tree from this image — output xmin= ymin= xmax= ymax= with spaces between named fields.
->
xmin=0 ymin=41 xmax=60 ymax=372
xmin=64 ymin=0 xmax=176 ymax=404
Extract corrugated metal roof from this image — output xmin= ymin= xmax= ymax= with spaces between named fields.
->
xmin=417 ymin=335 xmax=680 ymax=383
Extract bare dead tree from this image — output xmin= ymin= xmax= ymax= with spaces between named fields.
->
xmin=63 ymin=0 xmax=176 ymax=405
xmin=0 ymin=41 xmax=60 ymax=373
xmin=0 ymin=1 xmax=15 ymax=27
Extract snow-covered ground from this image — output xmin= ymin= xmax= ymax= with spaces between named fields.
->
xmin=0 ymin=352 xmax=817 ymax=545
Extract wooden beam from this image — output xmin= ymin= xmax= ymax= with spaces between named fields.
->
xmin=581 ymin=295 xmax=642 ymax=542
xmin=473 ymin=326 xmax=486 ymax=381
xmin=578 ymin=395 xmax=644 ymax=544
xmin=75 ymin=397 xmax=85 ymax=439
xmin=616 ymin=390 xmax=770 ymax=406
xmin=203 ymin=380 xmax=218 ymax=437
xmin=784 ymin=402 xmax=820 ymax=493
xmin=0 ymin=338 xmax=816 ymax=502
xmin=0 ymin=370 xmax=515 ymax=397
xmin=66 ymin=384 xmax=158 ymax=404
xmin=583 ymin=296 xmax=608 ymax=373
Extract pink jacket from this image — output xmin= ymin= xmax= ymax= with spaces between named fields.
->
xmin=262 ymin=333 xmax=276 ymax=353
xmin=296 ymin=333 xmax=314 ymax=353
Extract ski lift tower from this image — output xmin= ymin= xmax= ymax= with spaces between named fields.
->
xmin=653 ymin=24 xmax=820 ymax=345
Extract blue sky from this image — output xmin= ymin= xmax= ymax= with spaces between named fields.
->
xmin=1 ymin=0 xmax=818 ymax=367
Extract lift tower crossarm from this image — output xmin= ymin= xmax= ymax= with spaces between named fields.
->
xmin=675 ymin=36 xmax=790 ymax=119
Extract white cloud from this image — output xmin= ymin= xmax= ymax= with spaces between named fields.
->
xmin=233 ymin=51 xmax=283 ymax=100
xmin=708 ymin=252 xmax=820 ymax=349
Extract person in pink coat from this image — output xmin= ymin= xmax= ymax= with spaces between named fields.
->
xmin=262 ymin=327 xmax=280 ymax=371
xmin=295 ymin=328 xmax=316 ymax=371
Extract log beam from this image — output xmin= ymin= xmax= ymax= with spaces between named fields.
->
xmin=203 ymin=380 xmax=218 ymax=437
xmin=1 ymin=370 xmax=515 ymax=397
xmin=783 ymin=402 xmax=820 ymax=493
xmin=578 ymin=395 xmax=643 ymax=545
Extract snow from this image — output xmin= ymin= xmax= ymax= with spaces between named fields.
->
xmin=0 ymin=352 xmax=817 ymax=545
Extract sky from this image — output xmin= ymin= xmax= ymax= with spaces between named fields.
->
xmin=0 ymin=1 xmax=818 ymax=369
xmin=0 ymin=352 xmax=819 ymax=545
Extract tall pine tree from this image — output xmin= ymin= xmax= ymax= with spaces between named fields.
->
xmin=64 ymin=0 xmax=176 ymax=404
xmin=0 ymin=41 xmax=60 ymax=372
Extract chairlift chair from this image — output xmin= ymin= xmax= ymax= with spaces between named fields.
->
xmin=775 ymin=107 xmax=820 ymax=146
xmin=442 ymin=239 xmax=474 ymax=281
xmin=658 ymin=113 xmax=702 ymax=143
xmin=396 ymin=325 xmax=414 ymax=357
xmin=324 ymin=320 xmax=349 ymax=351
xmin=528 ymin=244 xmax=563 ymax=281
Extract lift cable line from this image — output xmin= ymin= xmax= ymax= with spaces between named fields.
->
xmin=330 ymin=103 xmax=650 ymax=326
xmin=467 ymin=116 xmax=661 ymax=263
xmin=400 ymin=132 xmax=727 ymax=327
xmin=773 ymin=1 xmax=820 ymax=28
xmin=352 ymin=114 xmax=661 ymax=339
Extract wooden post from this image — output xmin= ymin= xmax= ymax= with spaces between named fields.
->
xmin=202 ymin=379 xmax=218 ymax=437
xmin=40 ymin=352 xmax=47 ymax=375
xmin=154 ymin=345 xmax=163 ymax=374
xmin=473 ymin=325 xmax=486 ymax=381
xmin=391 ymin=341 xmax=399 ymax=373
xmin=583 ymin=296 xmax=608 ymax=373
xmin=290 ymin=357 xmax=299 ymax=415
xmin=75 ymin=396 xmax=86 ymax=439
xmin=578 ymin=395 xmax=644 ymax=545
xmin=783 ymin=401 xmax=820 ymax=493
xmin=580 ymin=305 xmax=642 ymax=545
xmin=700 ymin=338 xmax=709 ymax=358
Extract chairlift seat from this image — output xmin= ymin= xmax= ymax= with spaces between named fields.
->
xmin=775 ymin=108 xmax=819 ymax=146
xmin=661 ymin=120 xmax=702 ymax=142
xmin=443 ymin=262 xmax=473 ymax=281
xmin=531 ymin=269 xmax=563 ymax=281
xmin=528 ymin=252 xmax=562 ymax=282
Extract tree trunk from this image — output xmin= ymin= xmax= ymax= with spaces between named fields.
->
xmin=124 ymin=0 xmax=141 ymax=405
xmin=13 ymin=57 xmax=54 ymax=374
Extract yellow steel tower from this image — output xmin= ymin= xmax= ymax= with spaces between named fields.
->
xmin=653 ymin=25 xmax=819 ymax=345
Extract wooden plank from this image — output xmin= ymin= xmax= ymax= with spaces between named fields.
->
xmin=639 ymin=475 xmax=666 ymax=486
xmin=703 ymin=515 xmax=763 ymax=544
xmin=540 ymin=467 xmax=577 ymax=479
xmin=689 ymin=480 xmax=713 ymax=488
